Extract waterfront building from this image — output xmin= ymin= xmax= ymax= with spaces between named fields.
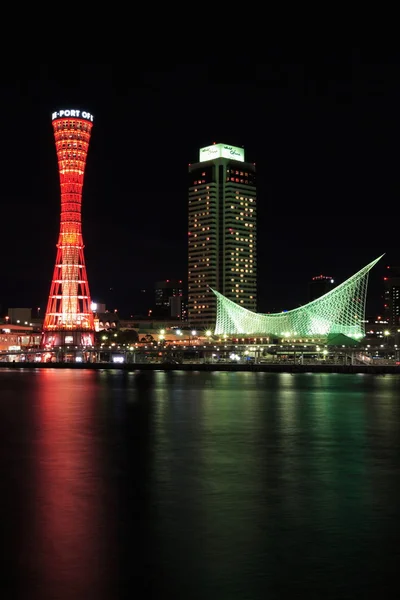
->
xmin=0 ymin=323 xmax=40 ymax=352
xmin=214 ymin=256 xmax=383 ymax=340
xmin=188 ymin=143 xmax=257 ymax=329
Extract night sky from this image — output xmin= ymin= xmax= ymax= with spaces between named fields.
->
xmin=1 ymin=56 xmax=398 ymax=318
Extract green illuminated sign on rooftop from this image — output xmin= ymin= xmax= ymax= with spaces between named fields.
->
xmin=199 ymin=143 xmax=245 ymax=163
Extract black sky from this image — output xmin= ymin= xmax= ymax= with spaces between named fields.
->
xmin=0 ymin=56 xmax=397 ymax=317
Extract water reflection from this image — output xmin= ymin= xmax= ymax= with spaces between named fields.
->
xmin=146 ymin=371 xmax=400 ymax=598
xmin=28 ymin=369 xmax=115 ymax=600
xmin=1 ymin=369 xmax=400 ymax=599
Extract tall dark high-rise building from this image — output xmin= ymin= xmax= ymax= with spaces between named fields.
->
xmin=308 ymin=275 xmax=335 ymax=302
xmin=188 ymin=143 xmax=257 ymax=329
xmin=383 ymin=265 xmax=400 ymax=332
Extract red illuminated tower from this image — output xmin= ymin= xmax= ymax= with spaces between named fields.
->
xmin=42 ymin=109 xmax=95 ymax=349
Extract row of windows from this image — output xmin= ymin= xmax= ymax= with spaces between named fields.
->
xmin=231 ymin=268 xmax=254 ymax=272
xmin=190 ymin=258 xmax=211 ymax=265
xmin=59 ymin=213 xmax=82 ymax=222
xmin=188 ymin=238 xmax=216 ymax=247
xmin=60 ymin=196 xmax=81 ymax=203
xmin=227 ymin=178 xmax=250 ymax=184
xmin=188 ymin=294 xmax=214 ymax=299
xmin=57 ymin=155 xmax=87 ymax=164
xmin=190 ymin=217 xmax=214 ymax=222
xmin=57 ymin=148 xmax=87 ymax=156
xmin=61 ymin=202 xmax=81 ymax=211
xmin=188 ymin=290 xmax=212 ymax=295
xmin=229 ymin=204 xmax=254 ymax=210
xmin=189 ymin=271 xmax=215 ymax=276
xmin=58 ymin=161 xmax=85 ymax=169
xmin=190 ymin=186 xmax=213 ymax=193
xmin=55 ymin=133 xmax=91 ymax=143
xmin=57 ymin=145 xmax=88 ymax=153
xmin=54 ymin=121 xmax=92 ymax=132
xmin=60 ymin=184 xmax=83 ymax=193
xmin=227 ymin=170 xmax=251 ymax=176
xmin=191 ymin=226 xmax=211 ymax=232
xmin=229 ymin=280 xmax=255 ymax=287
xmin=189 ymin=248 xmax=254 ymax=254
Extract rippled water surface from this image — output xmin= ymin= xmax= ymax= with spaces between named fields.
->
xmin=1 ymin=369 xmax=400 ymax=599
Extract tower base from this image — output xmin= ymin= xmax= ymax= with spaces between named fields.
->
xmin=41 ymin=330 xmax=95 ymax=349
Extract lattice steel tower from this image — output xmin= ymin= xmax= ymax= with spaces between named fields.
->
xmin=42 ymin=109 xmax=95 ymax=349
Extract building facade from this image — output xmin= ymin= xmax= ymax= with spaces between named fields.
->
xmin=188 ymin=143 xmax=256 ymax=329
xmin=154 ymin=280 xmax=183 ymax=318
xmin=7 ymin=308 xmax=32 ymax=325
xmin=0 ymin=324 xmax=40 ymax=352
xmin=383 ymin=265 xmax=400 ymax=333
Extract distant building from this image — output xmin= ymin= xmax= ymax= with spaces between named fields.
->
xmin=118 ymin=318 xmax=186 ymax=338
xmin=0 ymin=323 xmax=40 ymax=352
xmin=364 ymin=314 xmax=390 ymax=339
xmin=188 ymin=143 xmax=257 ymax=329
xmin=383 ymin=265 xmax=400 ymax=333
xmin=96 ymin=311 xmax=119 ymax=331
xmin=180 ymin=297 xmax=188 ymax=323
xmin=91 ymin=302 xmax=106 ymax=313
xmin=308 ymin=275 xmax=335 ymax=302
xmin=7 ymin=308 xmax=32 ymax=325
xmin=154 ymin=280 xmax=184 ymax=318
xmin=90 ymin=302 xmax=106 ymax=333
xmin=170 ymin=296 xmax=182 ymax=319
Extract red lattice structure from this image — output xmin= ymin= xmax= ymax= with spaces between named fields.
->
xmin=42 ymin=109 xmax=95 ymax=349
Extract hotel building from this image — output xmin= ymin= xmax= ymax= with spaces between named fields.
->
xmin=188 ymin=143 xmax=256 ymax=329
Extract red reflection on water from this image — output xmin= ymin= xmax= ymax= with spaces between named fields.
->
xmin=29 ymin=369 xmax=114 ymax=599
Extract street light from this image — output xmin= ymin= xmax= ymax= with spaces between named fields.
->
xmin=384 ymin=330 xmax=391 ymax=352
xmin=189 ymin=330 xmax=197 ymax=348
xmin=205 ymin=330 xmax=212 ymax=349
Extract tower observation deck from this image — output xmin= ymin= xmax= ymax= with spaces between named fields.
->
xmin=42 ymin=109 xmax=95 ymax=349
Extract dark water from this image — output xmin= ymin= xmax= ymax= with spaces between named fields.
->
xmin=1 ymin=369 xmax=400 ymax=599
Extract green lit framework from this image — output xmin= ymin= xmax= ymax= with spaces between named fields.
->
xmin=213 ymin=256 xmax=383 ymax=339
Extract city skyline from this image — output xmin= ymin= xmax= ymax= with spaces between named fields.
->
xmin=0 ymin=58 xmax=396 ymax=317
